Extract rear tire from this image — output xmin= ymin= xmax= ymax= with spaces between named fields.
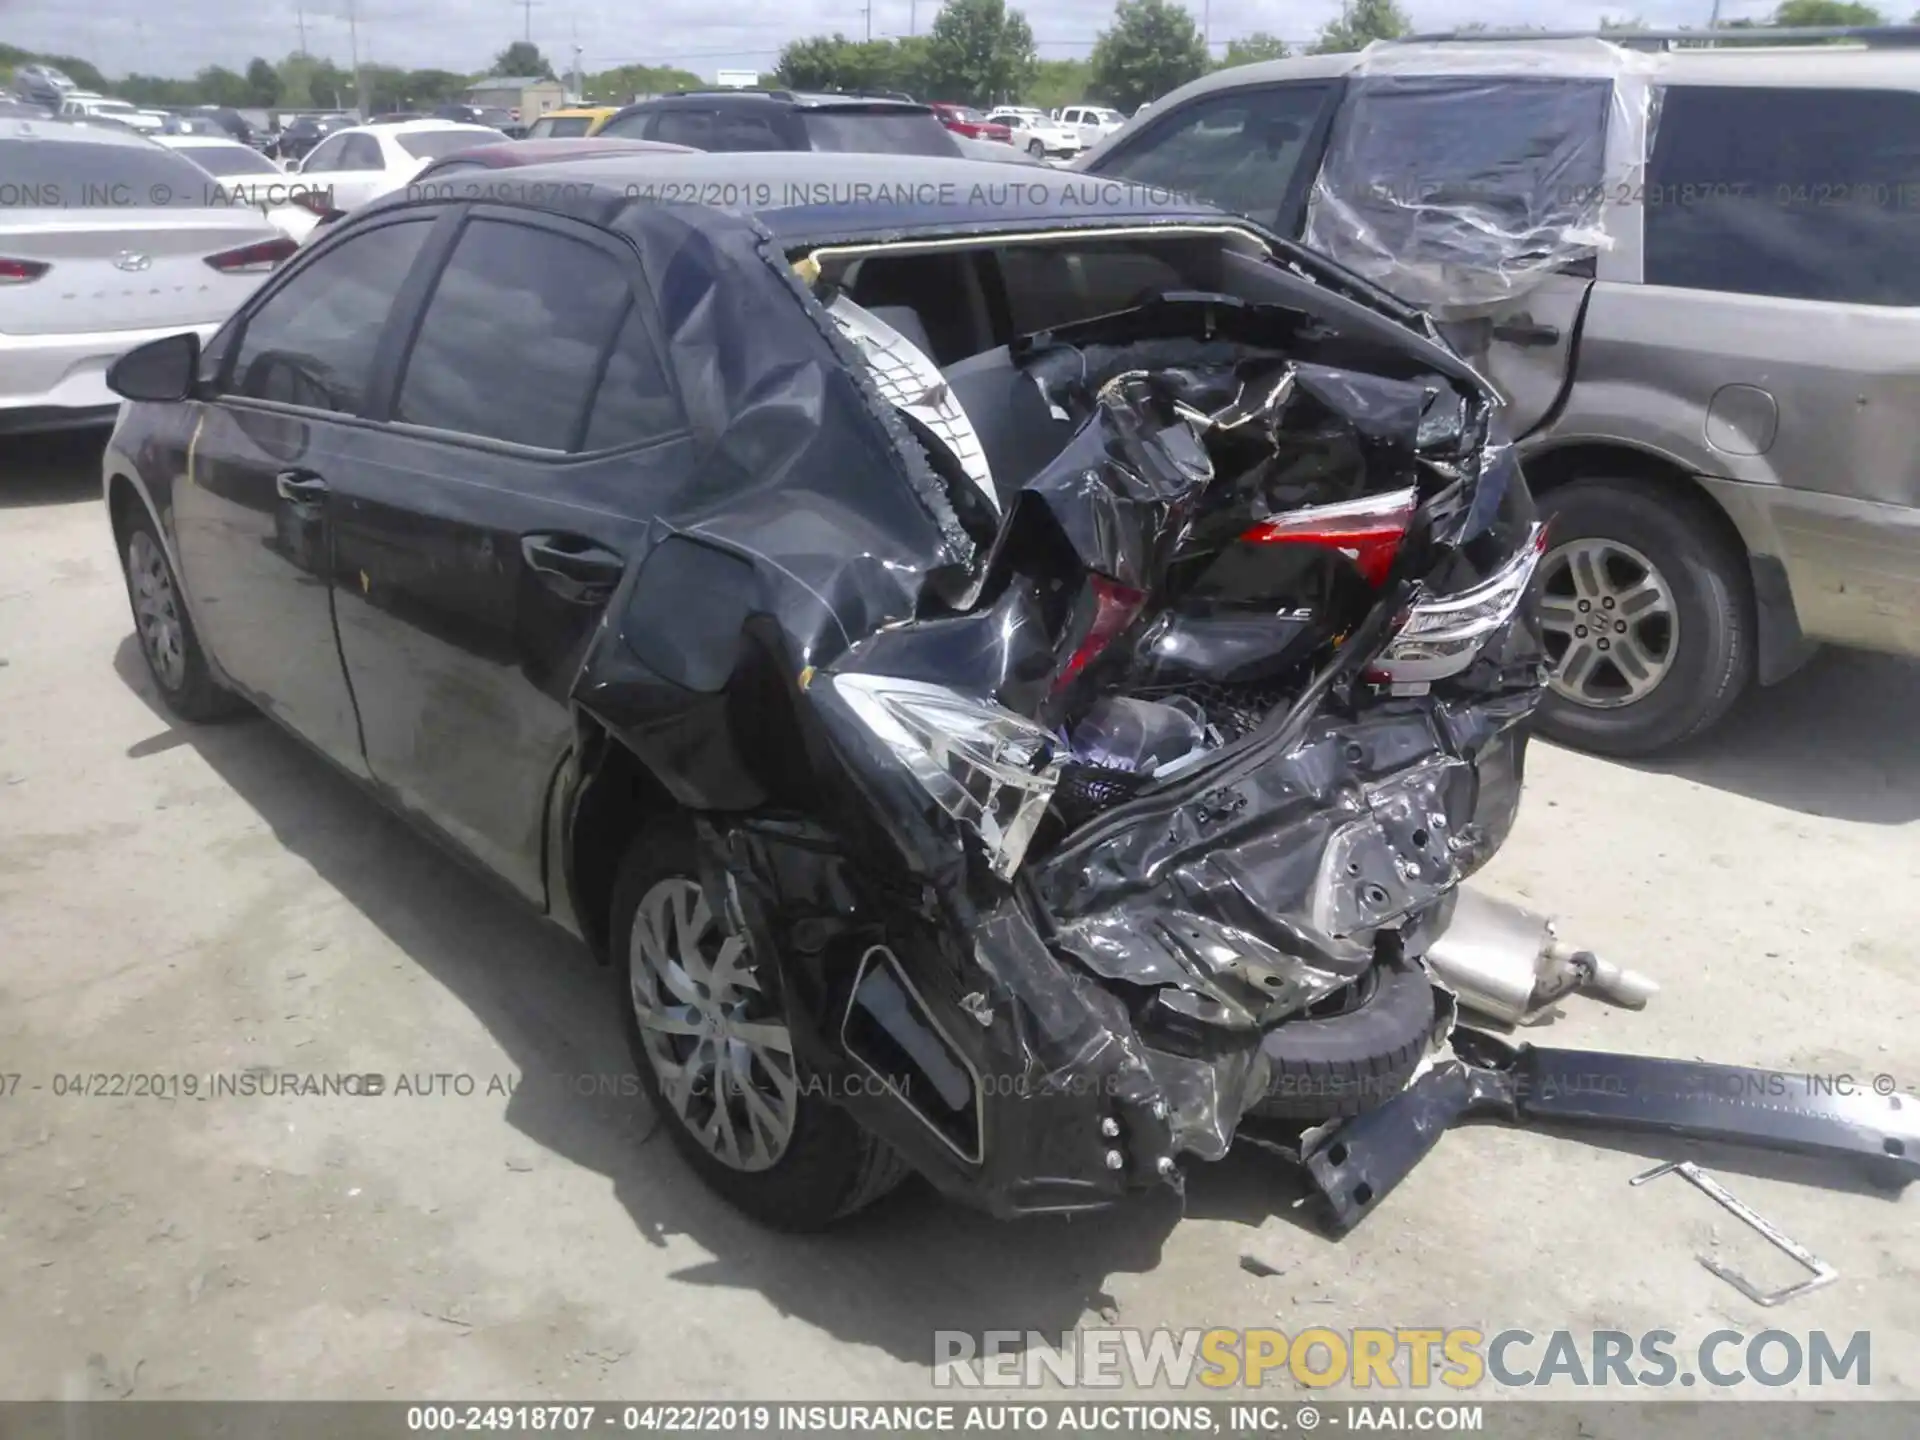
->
xmin=118 ymin=506 xmax=245 ymax=723
xmin=613 ymin=820 xmax=909 ymax=1230
xmin=1532 ymin=477 xmax=1753 ymax=757
xmin=1028 ymin=138 xmax=1046 ymax=159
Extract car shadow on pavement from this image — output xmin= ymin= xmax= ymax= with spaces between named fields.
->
xmin=1608 ymin=648 xmax=1920 ymax=826
xmin=3 ymin=428 xmax=112 ymax=510
xmin=110 ymin=637 xmax=1317 ymax=1368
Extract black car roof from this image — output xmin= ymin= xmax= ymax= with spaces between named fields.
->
xmin=353 ymin=149 xmax=1232 ymax=245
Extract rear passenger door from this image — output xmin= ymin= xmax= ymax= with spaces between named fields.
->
xmin=323 ymin=207 xmax=695 ymax=905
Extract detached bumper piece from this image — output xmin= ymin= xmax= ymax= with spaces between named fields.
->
xmin=1303 ymin=1028 xmax=1920 ymax=1236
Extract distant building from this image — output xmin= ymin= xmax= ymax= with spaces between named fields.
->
xmin=713 ymin=69 xmax=761 ymax=89
xmin=464 ymin=76 xmax=567 ymax=121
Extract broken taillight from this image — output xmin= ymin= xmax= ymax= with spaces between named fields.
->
xmin=1365 ymin=524 xmax=1548 ymax=687
xmin=1055 ymin=575 xmax=1147 ymax=691
xmin=0 ymin=258 xmax=51 ymax=284
xmin=1238 ymin=487 xmax=1418 ymax=587
xmin=204 ymin=236 xmax=299 ymax=273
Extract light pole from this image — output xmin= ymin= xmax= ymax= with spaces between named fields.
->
xmin=347 ymin=0 xmax=365 ymax=120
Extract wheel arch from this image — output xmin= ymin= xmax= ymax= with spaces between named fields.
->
xmin=106 ymin=470 xmax=144 ymax=551
xmin=1520 ymin=440 xmax=1809 ymax=687
xmin=559 ymin=714 xmax=684 ymax=963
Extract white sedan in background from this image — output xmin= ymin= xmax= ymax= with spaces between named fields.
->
xmin=983 ymin=109 xmax=1083 ymax=161
xmin=157 ymin=135 xmax=324 ymax=242
xmin=0 ymin=121 xmax=294 ymax=435
xmin=290 ymin=119 xmax=508 ymax=224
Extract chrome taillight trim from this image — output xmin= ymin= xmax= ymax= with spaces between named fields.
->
xmin=1368 ymin=523 xmax=1546 ymax=686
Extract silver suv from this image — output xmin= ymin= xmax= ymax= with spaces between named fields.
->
xmin=1079 ymin=31 xmax=1920 ymax=754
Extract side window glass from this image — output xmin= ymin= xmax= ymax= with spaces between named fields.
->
xmin=226 ymin=219 xmax=433 ymax=414
xmin=1095 ymin=83 xmax=1330 ymax=224
xmin=341 ymin=135 xmax=383 ymax=170
xmin=304 ymin=134 xmax=348 ymax=171
xmin=597 ymin=111 xmax=649 ymax=140
xmin=651 ymin=110 xmax=713 ymax=148
xmin=394 ymin=219 xmax=632 ymax=450
xmin=582 ymin=304 xmax=682 ymax=451
xmin=711 ymin=112 xmax=782 ymax=151
xmin=1645 ymin=85 xmax=1920 ymax=306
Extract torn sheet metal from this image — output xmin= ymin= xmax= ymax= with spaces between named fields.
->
xmin=1304 ymin=40 xmax=1659 ymax=312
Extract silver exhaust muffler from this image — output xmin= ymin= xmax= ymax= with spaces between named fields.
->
xmin=1424 ymin=888 xmax=1658 ymax=1027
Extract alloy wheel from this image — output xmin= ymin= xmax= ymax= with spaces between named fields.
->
xmin=1538 ymin=537 xmax=1678 ymax=709
xmin=628 ymin=876 xmax=798 ymax=1171
xmin=127 ymin=530 xmax=187 ymax=692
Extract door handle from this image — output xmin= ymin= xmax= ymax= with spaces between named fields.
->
xmin=521 ymin=534 xmax=624 ymax=600
xmin=1490 ymin=321 xmax=1562 ymax=348
xmin=275 ymin=468 xmax=328 ymax=503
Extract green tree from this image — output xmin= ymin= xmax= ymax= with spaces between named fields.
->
xmin=277 ymin=54 xmax=352 ymax=110
xmin=1089 ymin=0 xmax=1209 ymax=112
xmin=403 ymin=69 xmax=472 ymax=106
xmin=244 ymin=57 xmax=283 ymax=107
xmin=1597 ymin=14 xmax=1649 ymax=28
xmin=491 ymin=41 xmax=555 ymax=78
xmin=194 ymin=65 xmax=251 ymax=107
xmin=1218 ymin=31 xmax=1290 ymax=68
xmin=1309 ymin=0 xmax=1412 ymax=53
xmin=1025 ymin=56 xmax=1094 ymax=109
xmin=775 ymin=35 xmax=854 ymax=90
xmin=1771 ymin=0 xmax=1885 ymax=22
xmin=922 ymin=0 xmax=1038 ymax=108
xmin=40 ymin=52 xmax=108 ymax=90
xmin=583 ymin=62 xmax=703 ymax=102
xmin=119 ymin=74 xmax=196 ymax=105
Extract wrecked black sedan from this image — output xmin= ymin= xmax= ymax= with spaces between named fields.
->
xmin=102 ymin=152 xmax=1547 ymax=1228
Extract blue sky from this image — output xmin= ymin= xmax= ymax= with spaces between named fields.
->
xmin=4 ymin=0 xmax=1790 ymax=82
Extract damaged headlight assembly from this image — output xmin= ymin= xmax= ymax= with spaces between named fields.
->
xmin=828 ymin=674 xmax=1064 ymax=880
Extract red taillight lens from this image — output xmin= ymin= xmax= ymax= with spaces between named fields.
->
xmin=1056 ymin=575 xmax=1147 ymax=691
xmin=1238 ymin=487 xmax=1419 ymax=587
xmin=0 ymin=257 xmax=50 ymax=284
xmin=204 ymin=236 xmax=299 ymax=273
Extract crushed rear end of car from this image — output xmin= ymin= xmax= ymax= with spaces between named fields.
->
xmin=570 ymin=190 xmax=1548 ymax=1214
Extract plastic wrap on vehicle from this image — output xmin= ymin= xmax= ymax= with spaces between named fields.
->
xmin=1303 ymin=40 xmax=1658 ymax=312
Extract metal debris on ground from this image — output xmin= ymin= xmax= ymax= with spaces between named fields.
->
xmin=1630 ymin=1160 xmax=1840 ymax=1307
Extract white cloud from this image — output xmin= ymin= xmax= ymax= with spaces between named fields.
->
xmin=5 ymin=0 xmax=1780 ymax=83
